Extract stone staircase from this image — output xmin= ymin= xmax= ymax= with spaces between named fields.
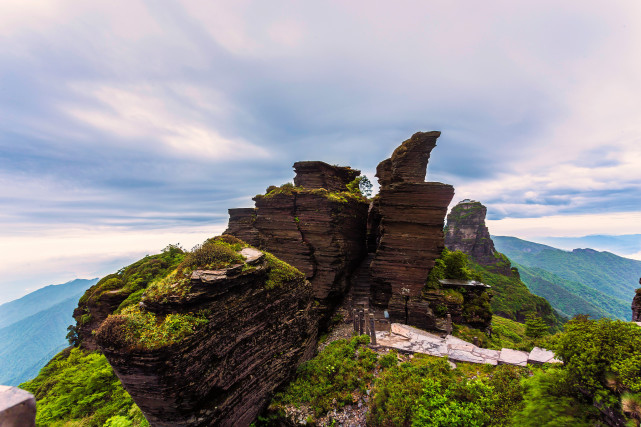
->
xmin=376 ymin=323 xmax=562 ymax=367
xmin=349 ymin=254 xmax=376 ymax=309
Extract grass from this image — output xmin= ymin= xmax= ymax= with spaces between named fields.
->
xmin=453 ymin=315 xmax=561 ymax=352
xmin=96 ymin=306 xmax=208 ymax=351
xmin=254 ymin=183 xmax=368 ymax=204
xmin=271 ymin=335 xmax=378 ymax=416
xmin=263 ymin=251 xmax=306 ymax=290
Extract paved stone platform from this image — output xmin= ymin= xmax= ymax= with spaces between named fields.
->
xmin=376 ymin=323 xmax=562 ymax=367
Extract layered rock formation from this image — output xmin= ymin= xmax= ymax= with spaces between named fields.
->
xmin=369 ymin=132 xmax=456 ymax=328
xmin=445 ymin=200 xmax=513 ymax=275
xmin=97 ymin=245 xmax=318 ymax=427
xmin=225 ymin=162 xmax=369 ymax=312
xmin=293 ymin=161 xmax=360 ymax=192
xmin=632 ymin=281 xmax=641 ymax=322
xmin=84 ymin=131 xmax=493 ymax=426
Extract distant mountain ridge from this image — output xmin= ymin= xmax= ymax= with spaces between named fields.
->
xmin=0 ymin=278 xmax=98 ymax=385
xmin=0 ymin=278 xmax=98 ymax=329
xmin=493 ymin=236 xmax=641 ymax=320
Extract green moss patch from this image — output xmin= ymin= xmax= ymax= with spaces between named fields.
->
xmin=97 ymin=306 xmax=207 ymax=351
xmin=78 ymin=245 xmax=185 ymax=309
xmin=254 ymin=182 xmax=368 ymax=203
xmin=264 ymin=251 xmax=306 ymax=290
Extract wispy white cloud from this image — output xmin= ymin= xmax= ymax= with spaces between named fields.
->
xmin=487 ymin=212 xmax=641 ymax=240
xmin=0 ymin=222 xmax=227 ymax=304
xmin=1 ymin=0 xmax=641 ymax=298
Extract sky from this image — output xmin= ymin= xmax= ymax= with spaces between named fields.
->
xmin=1 ymin=0 xmax=640 ymax=304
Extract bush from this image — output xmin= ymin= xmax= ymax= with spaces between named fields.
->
xmin=20 ymin=348 xmax=149 ymax=427
xmin=177 ymin=239 xmax=244 ymax=276
xmin=272 ymin=336 xmax=377 ymax=417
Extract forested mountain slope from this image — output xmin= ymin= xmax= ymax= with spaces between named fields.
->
xmin=493 ymin=236 xmax=640 ymax=320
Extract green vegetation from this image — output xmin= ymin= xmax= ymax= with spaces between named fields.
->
xmin=20 ymin=348 xmax=148 ymax=427
xmin=469 ymin=259 xmax=564 ymax=331
xmin=144 ymin=236 xmax=246 ymax=302
xmin=424 ymin=248 xmax=482 ymax=290
xmin=269 ymin=335 xmax=529 ymax=426
xmin=454 ymin=315 xmax=557 ymax=352
xmin=97 ymin=306 xmax=207 ymax=351
xmin=263 ymin=251 xmax=306 ymax=290
xmin=346 ymin=175 xmax=373 ymax=198
xmin=78 ymin=245 xmax=185 ymax=315
xmin=271 ymin=335 xmax=377 ymax=415
xmin=513 ymin=316 xmax=641 ymax=425
xmin=525 ymin=314 xmax=548 ymax=338
xmin=493 ymin=236 xmax=641 ymax=320
xmin=255 ymin=182 xmax=368 ymax=203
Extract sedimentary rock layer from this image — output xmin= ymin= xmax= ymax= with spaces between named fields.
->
xmin=445 ymin=200 xmax=512 ymax=275
xmin=97 ymin=252 xmax=318 ymax=427
xmin=445 ymin=200 xmax=497 ymax=265
xmin=293 ymin=161 xmax=359 ymax=192
xmin=369 ymin=132 xmax=455 ymax=326
xmin=225 ymin=163 xmax=369 ymax=308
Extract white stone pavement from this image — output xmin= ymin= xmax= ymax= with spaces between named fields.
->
xmin=375 ymin=323 xmax=562 ymax=367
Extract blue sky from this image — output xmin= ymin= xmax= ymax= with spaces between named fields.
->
xmin=1 ymin=1 xmax=641 ymax=303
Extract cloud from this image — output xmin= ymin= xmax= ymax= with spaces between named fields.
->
xmin=0 ymin=222 xmax=227 ymax=305
xmin=1 ymin=0 xmax=641 ymax=297
xmin=487 ymin=211 xmax=641 ymax=240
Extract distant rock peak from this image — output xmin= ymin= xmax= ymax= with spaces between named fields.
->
xmin=445 ymin=200 xmax=512 ymax=275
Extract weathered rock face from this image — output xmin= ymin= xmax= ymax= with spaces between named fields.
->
xmin=225 ymin=163 xmax=369 ymax=312
xmin=97 ymin=249 xmax=318 ymax=427
xmin=369 ymin=132 xmax=455 ymax=328
xmin=632 ymin=285 xmax=641 ymax=322
xmin=293 ymin=161 xmax=359 ymax=192
xmin=73 ymin=289 xmax=129 ymax=351
xmin=445 ymin=200 xmax=512 ymax=275
xmin=445 ymin=200 xmax=496 ymax=264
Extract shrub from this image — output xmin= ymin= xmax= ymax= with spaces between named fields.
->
xmin=177 ymin=239 xmax=244 ymax=276
xmin=20 ymin=348 xmax=149 ymax=427
xmin=272 ymin=336 xmax=377 ymax=417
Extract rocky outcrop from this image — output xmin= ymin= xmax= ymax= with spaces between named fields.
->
xmin=632 ymin=283 xmax=641 ymax=322
xmin=73 ymin=288 xmax=129 ymax=351
xmin=293 ymin=161 xmax=359 ymax=192
xmin=369 ymin=132 xmax=455 ymax=328
xmin=225 ymin=162 xmax=369 ymax=312
xmin=445 ymin=200 xmax=513 ymax=275
xmin=97 ymin=247 xmax=318 ymax=427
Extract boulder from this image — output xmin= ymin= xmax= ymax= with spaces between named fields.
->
xmin=388 ymin=131 xmax=440 ymax=183
xmin=498 ymin=348 xmax=529 ymax=367
xmin=527 ymin=347 xmax=558 ymax=365
xmin=0 ymin=385 xmax=36 ymax=427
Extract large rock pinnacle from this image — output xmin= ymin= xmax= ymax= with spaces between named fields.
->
xmin=444 ymin=200 xmax=497 ymax=265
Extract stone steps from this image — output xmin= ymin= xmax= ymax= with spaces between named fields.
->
xmin=375 ymin=323 xmax=562 ymax=367
xmin=349 ymin=254 xmax=376 ymax=309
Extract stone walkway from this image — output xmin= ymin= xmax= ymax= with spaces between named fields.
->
xmin=375 ymin=323 xmax=561 ymax=367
